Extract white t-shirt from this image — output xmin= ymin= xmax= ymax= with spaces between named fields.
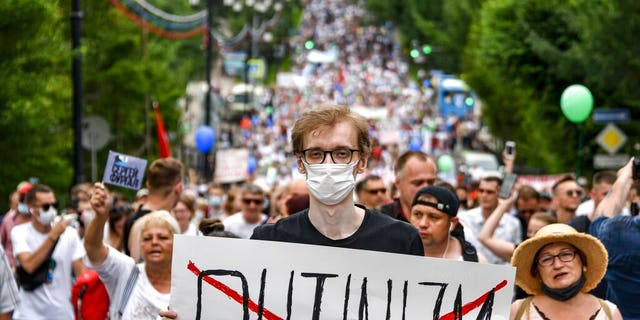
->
xmin=183 ymin=222 xmax=200 ymax=236
xmin=84 ymin=246 xmax=169 ymax=320
xmin=458 ymin=207 xmax=522 ymax=265
xmin=11 ymin=222 xmax=84 ymax=319
xmin=222 ymin=212 xmax=267 ymax=239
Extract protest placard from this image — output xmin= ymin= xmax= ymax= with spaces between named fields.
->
xmin=214 ymin=148 xmax=249 ymax=183
xmin=171 ymin=235 xmax=515 ymax=319
xmin=102 ymin=150 xmax=147 ymax=190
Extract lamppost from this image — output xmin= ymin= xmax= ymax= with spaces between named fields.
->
xmin=71 ymin=0 xmax=85 ymax=185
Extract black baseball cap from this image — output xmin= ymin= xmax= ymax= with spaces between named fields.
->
xmin=411 ymin=186 xmax=460 ymax=217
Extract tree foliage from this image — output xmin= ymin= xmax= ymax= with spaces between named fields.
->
xmin=0 ymin=0 xmax=300 ymax=210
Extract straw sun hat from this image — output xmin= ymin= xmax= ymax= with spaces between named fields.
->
xmin=511 ymin=223 xmax=608 ymax=295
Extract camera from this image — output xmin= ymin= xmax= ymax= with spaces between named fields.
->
xmin=504 ymin=141 xmax=516 ymax=160
xmin=633 ymin=157 xmax=640 ymax=180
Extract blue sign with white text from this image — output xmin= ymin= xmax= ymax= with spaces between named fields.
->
xmin=593 ymin=109 xmax=630 ymax=123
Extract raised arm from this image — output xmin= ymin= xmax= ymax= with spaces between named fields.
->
xmin=590 ymin=157 xmax=635 ymax=221
xmin=477 ymin=196 xmax=517 ymax=262
xmin=85 ymin=182 xmax=111 ymax=266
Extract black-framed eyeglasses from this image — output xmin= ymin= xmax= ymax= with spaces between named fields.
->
xmin=301 ymin=148 xmax=360 ymax=164
xmin=40 ymin=202 xmax=59 ymax=211
xmin=537 ymin=250 xmax=577 ymax=266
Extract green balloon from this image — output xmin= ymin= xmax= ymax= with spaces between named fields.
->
xmin=560 ymin=84 xmax=594 ymax=123
xmin=437 ymin=154 xmax=454 ymax=172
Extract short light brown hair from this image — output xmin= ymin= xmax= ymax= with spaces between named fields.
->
xmin=394 ymin=151 xmax=435 ymax=179
xmin=517 ymin=185 xmax=540 ymax=202
xmin=146 ymin=158 xmax=183 ymax=196
xmin=291 ymin=105 xmax=371 ymax=159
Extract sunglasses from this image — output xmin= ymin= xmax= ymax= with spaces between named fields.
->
xmin=366 ymin=188 xmax=387 ymax=195
xmin=565 ymin=189 xmax=583 ymax=197
xmin=40 ymin=202 xmax=59 ymax=211
xmin=242 ymin=198 xmax=264 ymax=205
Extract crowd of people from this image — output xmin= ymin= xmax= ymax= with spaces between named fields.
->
xmin=1 ymin=0 xmax=639 ymax=319
xmin=1 ymin=105 xmax=638 ymax=319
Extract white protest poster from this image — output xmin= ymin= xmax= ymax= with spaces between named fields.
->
xmin=214 ymin=148 xmax=249 ymax=183
xmin=102 ymin=150 xmax=147 ymax=190
xmin=171 ymin=235 xmax=515 ymax=320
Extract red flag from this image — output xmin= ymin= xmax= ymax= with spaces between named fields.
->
xmin=153 ymin=102 xmax=171 ymax=158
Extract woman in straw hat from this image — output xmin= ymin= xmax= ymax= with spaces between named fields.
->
xmin=510 ymin=223 xmax=622 ymax=320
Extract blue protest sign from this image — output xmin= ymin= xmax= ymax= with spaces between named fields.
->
xmin=102 ymin=151 xmax=148 ymax=190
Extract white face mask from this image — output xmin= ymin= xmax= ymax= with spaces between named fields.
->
xmin=304 ymin=162 xmax=357 ymax=206
xmin=37 ymin=207 xmax=57 ymax=225
xmin=82 ymin=210 xmax=95 ymax=226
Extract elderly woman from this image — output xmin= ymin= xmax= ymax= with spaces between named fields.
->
xmin=510 ymin=223 xmax=622 ymax=320
xmin=86 ymin=182 xmax=179 ymax=319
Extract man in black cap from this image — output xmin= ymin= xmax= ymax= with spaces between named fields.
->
xmin=409 ymin=186 xmax=482 ymax=262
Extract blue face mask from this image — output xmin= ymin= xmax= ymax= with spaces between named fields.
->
xmin=17 ymin=202 xmax=30 ymax=215
xmin=208 ymin=196 xmax=222 ymax=207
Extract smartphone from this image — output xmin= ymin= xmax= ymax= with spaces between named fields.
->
xmin=499 ymin=173 xmax=518 ymax=199
xmin=631 ymin=202 xmax=639 ymax=217
xmin=504 ymin=141 xmax=516 ymax=159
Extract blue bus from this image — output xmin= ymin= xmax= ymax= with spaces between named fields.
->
xmin=435 ymin=75 xmax=476 ymax=119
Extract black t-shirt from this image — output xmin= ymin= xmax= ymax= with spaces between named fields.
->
xmin=379 ymin=199 xmax=409 ymax=223
xmin=251 ymin=207 xmax=424 ymax=256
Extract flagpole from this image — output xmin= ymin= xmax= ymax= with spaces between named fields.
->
xmin=203 ymin=0 xmax=214 ymax=180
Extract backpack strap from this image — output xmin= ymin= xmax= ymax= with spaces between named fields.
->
xmin=598 ymin=299 xmax=613 ymax=320
xmin=514 ymin=296 xmax=533 ymax=320
xmin=118 ymin=265 xmax=140 ymax=316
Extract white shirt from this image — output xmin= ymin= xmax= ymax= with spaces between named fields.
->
xmin=84 ymin=246 xmax=169 ymax=320
xmin=0 ymin=245 xmax=19 ymax=314
xmin=222 ymin=212 xmax=267 ymax=239
xmin=11 ymin=222 xmax=84 ymax=319
xmin=183 ymin=222 xmax=200 ymax=236
xmin=458 ymin=207 xmax=522 ymax=264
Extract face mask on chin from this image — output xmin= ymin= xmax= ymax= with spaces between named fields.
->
xmin=541 ymin=272 xmax=586 ymax=301
xmin=304 ymin=162 xmax=357 ymax=206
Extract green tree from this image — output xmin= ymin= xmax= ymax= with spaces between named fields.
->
xmin=0 ymin=0 xmax=73 ymax=209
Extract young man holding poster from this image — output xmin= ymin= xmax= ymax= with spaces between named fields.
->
xmin=160 ymin=106 xmax=423 ymax=320
xmin=250 ymin=106 xmax=423 ymax=255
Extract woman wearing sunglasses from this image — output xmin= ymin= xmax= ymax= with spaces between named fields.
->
xmin=510 ymin=223 xmax=622 ymax=320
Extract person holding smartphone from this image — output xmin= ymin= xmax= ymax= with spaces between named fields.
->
xmin=588 ymin=157 xmax=640 ymax=319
